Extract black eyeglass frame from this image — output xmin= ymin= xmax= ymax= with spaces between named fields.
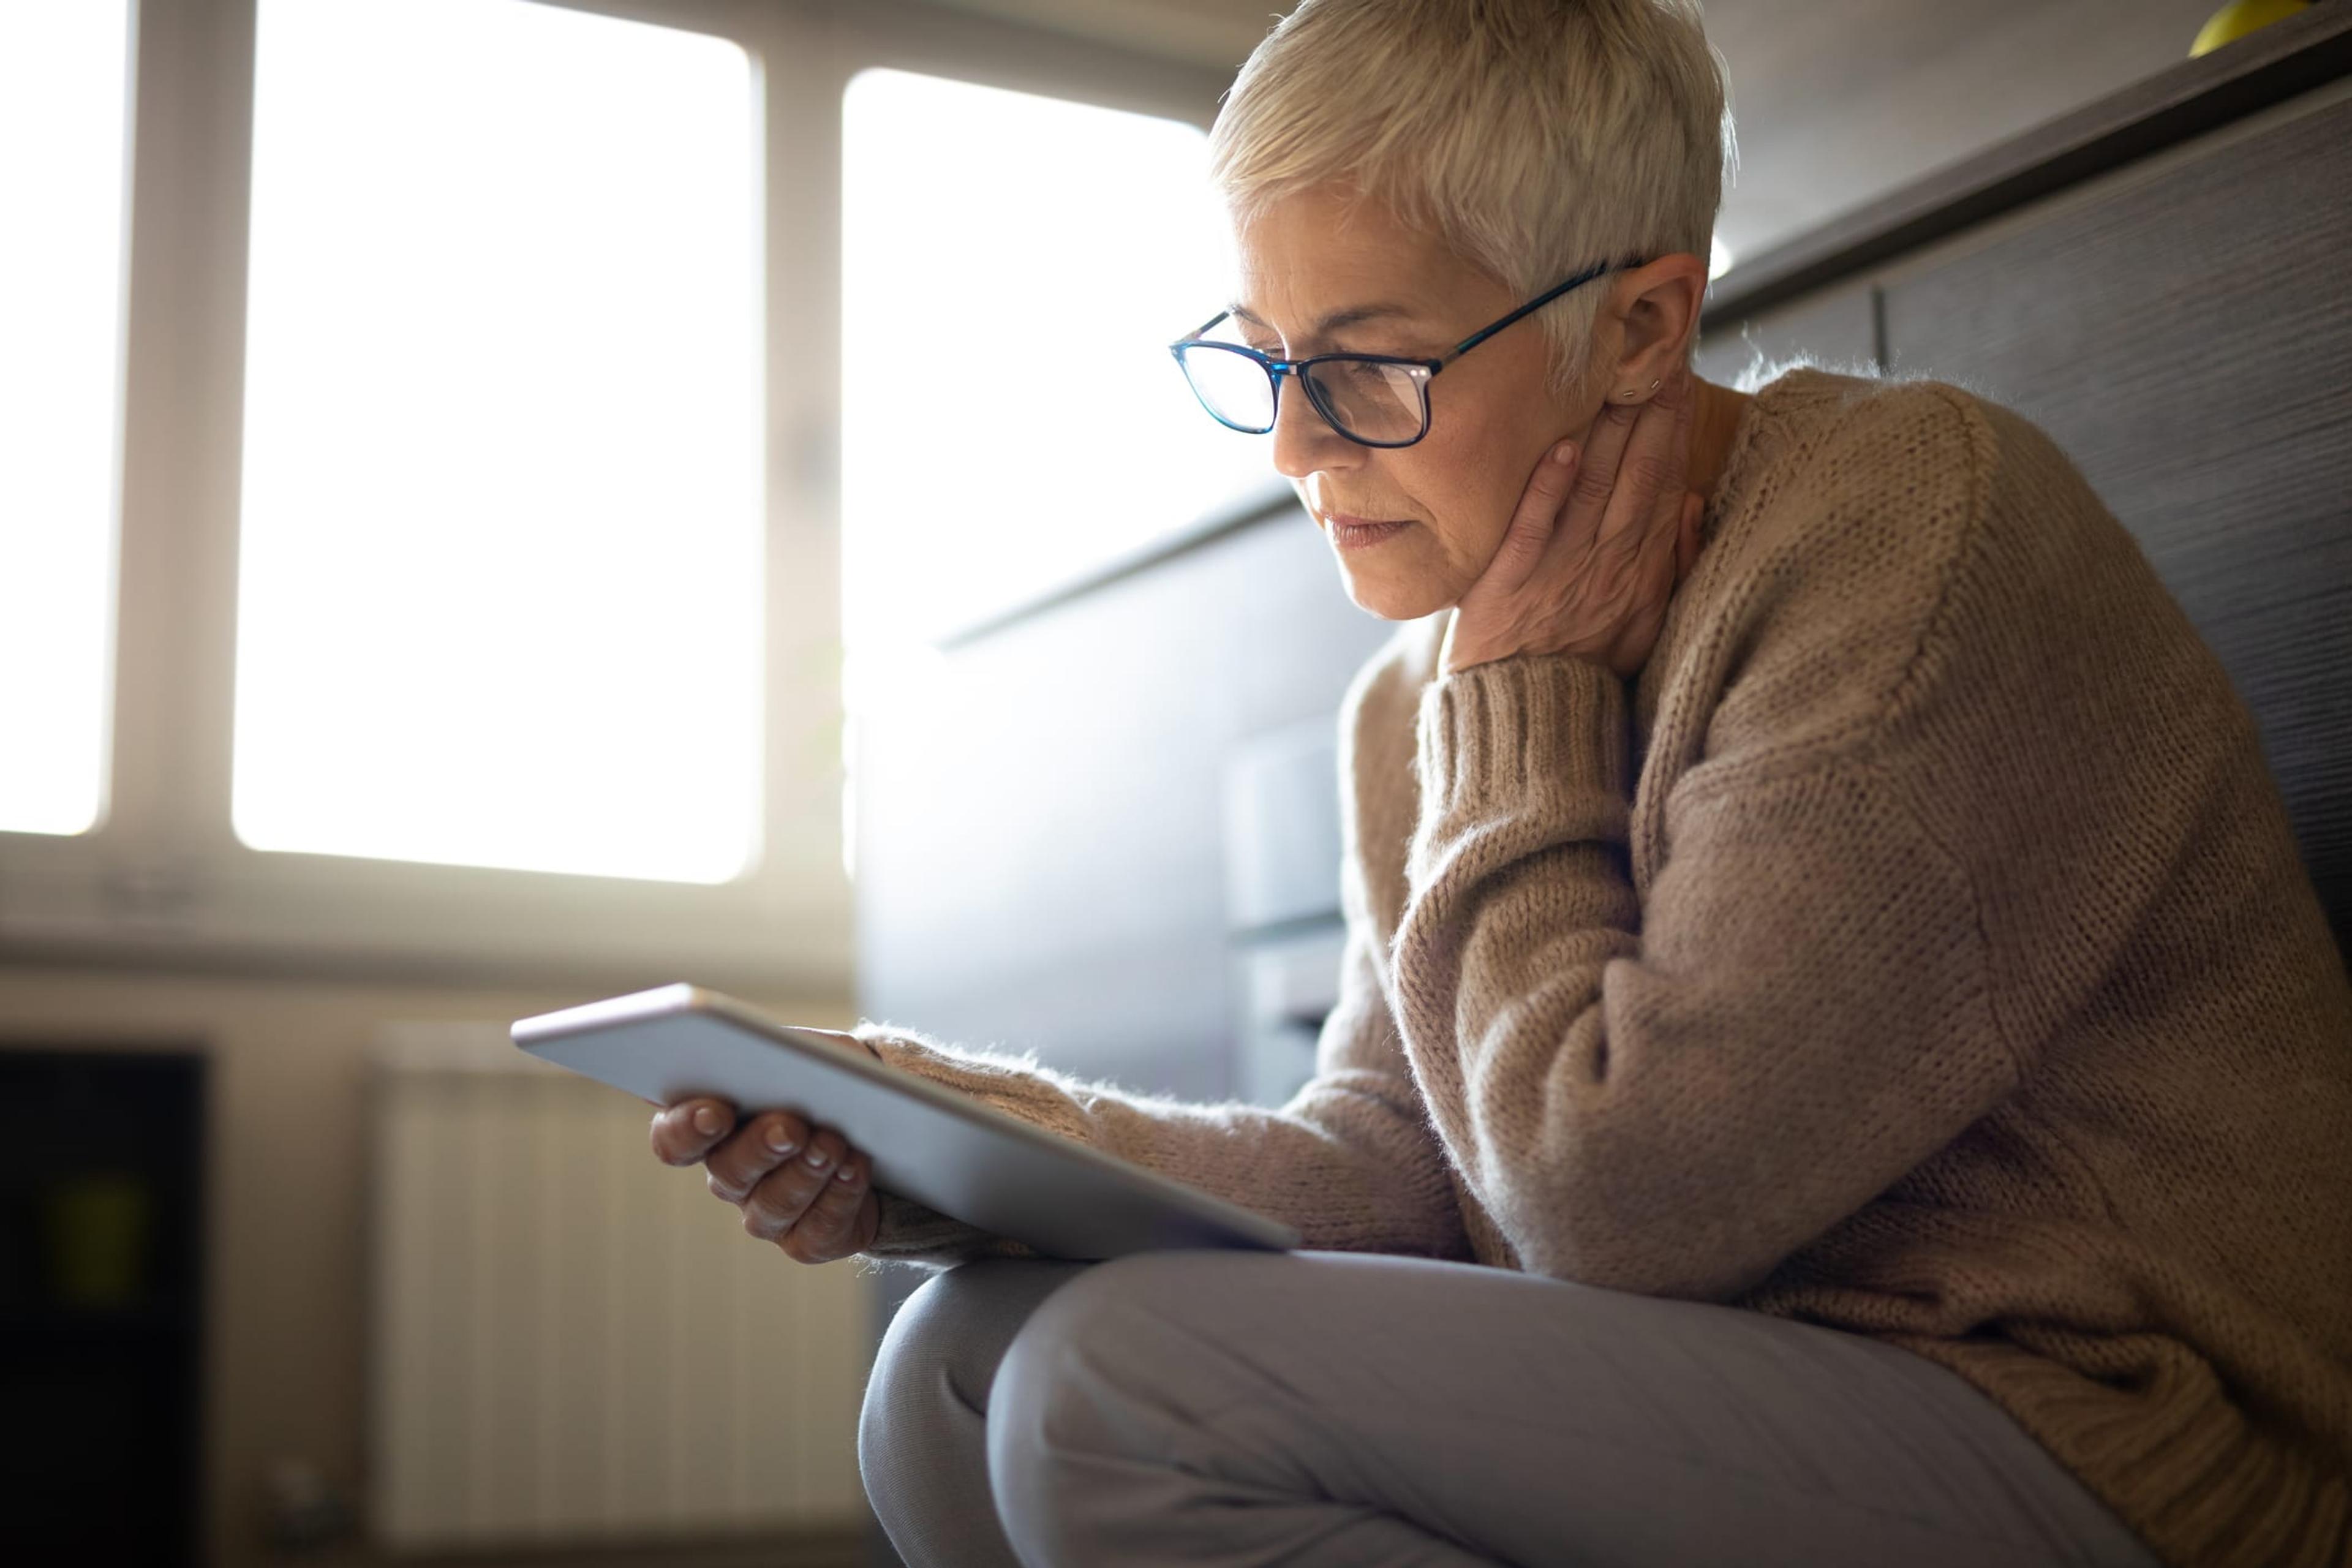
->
xmin=1169 ymin=255 xmax=1648 ymax=449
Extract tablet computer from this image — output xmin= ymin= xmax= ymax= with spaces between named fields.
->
xmin=511 ymin=984 xmax=1299 ymax=1261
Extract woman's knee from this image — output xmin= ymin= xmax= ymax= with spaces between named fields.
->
xmin=986 ymin=1250 xmax=1235 ymax=1398
xmin=859 ymin=1258 xmax=1090 ymax=1484
xmin=987 ymin=1248 xmax=1290 ymax=1405
xmin=984 ymin=1251 xmax=1281 ymax=1549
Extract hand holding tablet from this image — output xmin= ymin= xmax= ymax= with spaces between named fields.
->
xmin=649 ymin=1069 xmax=883 ymax=1265
xmin=514 ymin=985 xmax=1299 ymax=1263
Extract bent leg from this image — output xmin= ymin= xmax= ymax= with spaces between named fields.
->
xmin=985 ymin=1249 xmax=2160 ymax=1568
xmin=859 ymin=1259 xmax=1090 ymax=1568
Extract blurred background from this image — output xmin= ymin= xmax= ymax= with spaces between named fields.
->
xmin=2 ymin=0 xmax=2340 ymax=1564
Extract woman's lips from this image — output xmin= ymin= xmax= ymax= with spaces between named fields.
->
xmin=1324 ymin=511 xmax=1411 ymax=551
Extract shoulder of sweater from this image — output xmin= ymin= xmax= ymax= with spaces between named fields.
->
xmin=1690 ymin=366 xmax=2098 ymax=766
xmin=1747 ymin=363 xmax=1994 ymax=472
xmin=1748 ymin=363 xmax=2088 ymax=507
xmin=1754 ymin=364 xmax=2120 ymax=625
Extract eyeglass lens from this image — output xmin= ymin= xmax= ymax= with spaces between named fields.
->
xmin=1178 ymin=344 xmax=1428 ymax=445
xmin=1178 ymin=343 xmax=1279 ymax=433
xmin=1302 ymin=358 xmax=1425 ymax=445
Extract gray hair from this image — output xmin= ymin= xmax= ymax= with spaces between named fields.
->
xmin=1210 ymin=0 xmax=1733 ymax=393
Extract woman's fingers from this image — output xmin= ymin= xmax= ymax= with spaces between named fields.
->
xmin=1563 ymin=394 xmax=1640 ymax=541
xmin=1607 ymin=368 xmax=1695 ymax=553
xmin=703 ymin=1110 xmax=812 ymax=1202
xmin=1485 ymin=439 xmax=1579 ymax=594
xmin=1637 ymin=383 xmax=1696 ymax=573
xmin=777 ymin=1152 xmax=876 ymax=1264
xmin=651 ymin=1097 xmax=878 ymax=1265
xmin=737 ymin=1125 xmax=851 ymax=1241
xmin=1446 ymin=365 xmax=1705 ymax=679
xmin=650 ymin=1098 xmax=734 ymax=1166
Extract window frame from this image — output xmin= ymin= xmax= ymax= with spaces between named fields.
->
xmin=0 ymin=0 xmax=1230 ymax=992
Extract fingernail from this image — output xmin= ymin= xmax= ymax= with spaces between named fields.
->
xmin=833 ymin=1163 xmax=859 ymax=1185
xmin=692 ymin=1106 xmax=721 ymax=1137
xmin=765 ymin=1123 xmax=799 ymax=1156
xmin=803 ymin=1147 xmax=832 ymax=1169
xmin=1551 ymin=440 xmax=1577 ymax=466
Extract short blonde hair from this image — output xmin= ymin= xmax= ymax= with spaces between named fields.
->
xmin=1210 ymin=0 xmax=1732 ymax=392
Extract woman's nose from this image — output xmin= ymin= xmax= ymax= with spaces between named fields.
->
xmin=1269 ymin=379 xmax=1362 ymax=481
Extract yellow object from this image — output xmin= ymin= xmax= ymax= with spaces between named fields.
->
xmin=2190 ymin=0 xmax=2312 ymax=57
xmin=43 ymin=1172 xmax=153 ymax=1308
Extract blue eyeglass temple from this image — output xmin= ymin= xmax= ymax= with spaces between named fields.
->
xmin=1175 ymin=255 xmax=1646 ymax=363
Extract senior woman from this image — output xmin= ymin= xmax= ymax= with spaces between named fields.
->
xmin=650 ymin=2 xmax=2352 ymax=1564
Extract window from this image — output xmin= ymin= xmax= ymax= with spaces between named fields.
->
xmin=235 ymin=0 xmax=762 ymax=883
xmin=839 ymin=70 xmax=1264 ymax=655
xmin=0 ymin=0 xmax=132 ymax=837
xmin=0 ymin=0 xmax=1223 ymax=981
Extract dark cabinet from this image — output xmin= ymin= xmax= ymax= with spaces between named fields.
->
xmin=0 ymin=1049 xmax=206 ymax=1567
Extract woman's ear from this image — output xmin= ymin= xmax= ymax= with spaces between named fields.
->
xmin=1599 ymin=253 xmax=1708 ymax=404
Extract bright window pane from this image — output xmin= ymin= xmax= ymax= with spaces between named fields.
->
xmin=235 ymin=0 xmax=762 ymax=883
xmin=0 ymin=0 xmax=130 ymax=837
xmin=840 ymin=71 xmax=1265 ymax=655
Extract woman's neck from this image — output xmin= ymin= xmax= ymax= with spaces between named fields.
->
xmin=1686 ymin=376 xmax=1753 ymax=505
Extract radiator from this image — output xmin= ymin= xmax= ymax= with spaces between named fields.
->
xmin=367 ymin=1025 xmax=872 ymax=1553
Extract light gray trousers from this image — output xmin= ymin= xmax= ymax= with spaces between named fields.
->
xmin=857 ymin=1249 xmax=2160 ymax=1568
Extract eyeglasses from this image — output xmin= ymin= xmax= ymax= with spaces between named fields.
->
xmin=1169 ymin=256 xmax=1645 ymax=449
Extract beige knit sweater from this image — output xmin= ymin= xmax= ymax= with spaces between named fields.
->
xmin=850 ymin=366 xmax=2352 ymax=1568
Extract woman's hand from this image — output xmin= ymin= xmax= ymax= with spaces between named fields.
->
xmin=649 ymin=1041 xmax=881 ymax=1265
xmin=1444 ymin=364 xmax=1706 ymax=679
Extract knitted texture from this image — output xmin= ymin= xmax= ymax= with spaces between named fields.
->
xmin=852 ymin=366 xmax=2352 ymax=1568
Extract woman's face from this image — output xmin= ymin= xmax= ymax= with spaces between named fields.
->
xmin=1226 ymin=186 xmax=1604 ymax=620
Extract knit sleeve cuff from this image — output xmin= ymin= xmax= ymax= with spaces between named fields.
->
xmin=1416 ymin=652 xmax=1630 ymax=813
xmin=845 ymin=1020 xmax=1075 ymax=1268
xmin=848 ymin=1021 xmax=1091 ymax=1147
xmin=859 ymin=1191 xmax=1042 ymax=1271
xmin=1408 ymin=652 xmax=1630 ymax=891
